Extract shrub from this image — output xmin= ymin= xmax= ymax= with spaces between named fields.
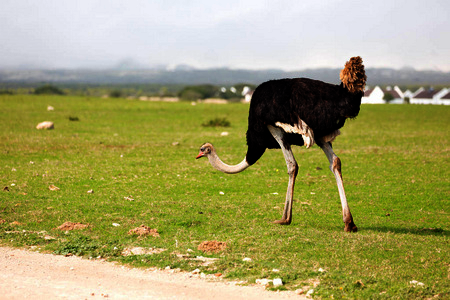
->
xmin=0 ymin=89 xmax=13 ymax=95
xmin=178 ymin=84 xmax=219 ymax=100
xmin=34 ymin=84 xmax=65 ymax=95
xmin=202 ymin=117 xmax=231 ymax=127
xmin=109 ymin=90 xmax=122 ymax=98
xmin=383 ymin=92 xmax=394 ymax=102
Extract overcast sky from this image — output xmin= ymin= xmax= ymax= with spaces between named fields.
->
xmin=1 ymin=0 xmax=449 ymax=71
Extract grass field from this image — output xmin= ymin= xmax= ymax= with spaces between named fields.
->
xmin=1 ymin=94 xmax=449 ymax=299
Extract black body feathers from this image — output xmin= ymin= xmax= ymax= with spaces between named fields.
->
xmin=245 ymin=78 xmax=363 ymax=165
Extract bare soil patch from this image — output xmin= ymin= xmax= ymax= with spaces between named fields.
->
xmin=198 ymin=240 xmax=227 ymax=253
xmin=127 ymin=225 xmax=160 ymax=237
xmin=56 ymin=222 xmax=89 ymax=231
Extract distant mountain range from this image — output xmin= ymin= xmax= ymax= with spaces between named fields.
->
xmin=1 ymin=66 xmax=449 ymax=86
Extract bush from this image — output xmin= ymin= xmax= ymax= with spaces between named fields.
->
xmin=109 ymin=90 xmax=122 ymax=98
xmin=383 ymin=92 xmax=394 ymax=102
xmin=178 ymin=84 xmax=219 ymax=100
xmin=0 ymin=89 xmax=13 ymax=95
xmin=34 ymin=84 xmax=65 ymax=95
xmin=202 ymin=117 xmax=231 ymax=127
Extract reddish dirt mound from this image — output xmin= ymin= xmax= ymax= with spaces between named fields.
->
xmin=56 ymin=222 xmax=89 ymax=231
xmin=127 ymin=225 xmax=160 ymax=237
xmin=198 ymin=241 xmax=227 ymax=253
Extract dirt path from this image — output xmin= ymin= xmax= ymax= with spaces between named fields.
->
xmin=0 ymin=247 xmax=306 ymax=300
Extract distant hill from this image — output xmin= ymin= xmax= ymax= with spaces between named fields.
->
xmin=0 ymin=67 xmax=449 ymax=86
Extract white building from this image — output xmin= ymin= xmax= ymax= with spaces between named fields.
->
xmin=362 ymin=86 xmax=384 ymax=104
xmin=410 ymin=88 xmax=449 ymax=105
xmin=362 ymin=86 xmax=404 ymax=104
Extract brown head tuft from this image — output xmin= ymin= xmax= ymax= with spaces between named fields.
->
xmin=340 ymin=56 xmax=367 ymax=93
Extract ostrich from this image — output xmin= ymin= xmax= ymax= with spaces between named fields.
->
xmin=196 ymin=56 xmax=366 ymax=232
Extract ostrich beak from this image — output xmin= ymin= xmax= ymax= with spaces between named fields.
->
xmin=196 ymin=151 xmax=205 ymax=159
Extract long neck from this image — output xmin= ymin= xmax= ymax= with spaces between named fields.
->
xmin=207 ymin=150 xmax=250 ymax=174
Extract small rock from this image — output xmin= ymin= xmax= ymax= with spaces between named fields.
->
xmin=36 ymin=121 xmax=54 ymax=130
xmin=410 ymin=280 xmax=425 ymax=286
xmin=273 ymin=278 xmax=283 ymax=287
xmin=48 ymin=185 xmax=60 ymax=191
xmin=242 ymin=257 xmax=252 ymax=262
xmin=295 ymin=289 xmax=305 ymax=295
xmin=256 ymin=279 xmax=271 ymax=286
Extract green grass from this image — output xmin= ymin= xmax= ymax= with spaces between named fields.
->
xmin=1 ymin=94 xmax=449 ymax=299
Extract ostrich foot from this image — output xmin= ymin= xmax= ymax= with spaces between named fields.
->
xmin=344 ymin=221 xmax=358 ymax=232
xmin=273 ymin=218 xmax=292 ymax=225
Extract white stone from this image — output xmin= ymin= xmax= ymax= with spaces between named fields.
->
xmin=410 ymin=280 xmax=425 ymax=286
xmin=273 ymin=278 xmax=283 ymax=287
xmin=255 ymin=279 xmax=271 ymax=285
xmin=36 ymin=121 xmax=54 ymax=130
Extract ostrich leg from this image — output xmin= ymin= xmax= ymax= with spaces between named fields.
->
xmin=268 ymin=125 xmax=298 ymax=225
xmin=319 ymin=141 xmax=358 ymax=232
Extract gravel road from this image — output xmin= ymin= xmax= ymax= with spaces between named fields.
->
xmin=0 ymin=247 xmax=306 ymax=300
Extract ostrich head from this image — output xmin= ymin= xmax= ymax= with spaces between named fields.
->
xmin=196 ymin=143 xmax=213 ymax=159
xmin=340 ymin=56 xmax=366 ymax=94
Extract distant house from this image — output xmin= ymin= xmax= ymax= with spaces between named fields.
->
xmin=383 ymin=86 xmax=404 ymax=104
xmin=241 ymin=86 xmax=253 ymax=103
xmin=440 ymin=90 xmax=450 ymax=105
xmin=411 ymin=88 xmax=449 ymax=105
xmin=362 ymin=86 xmax=384 ymax=104
xmin=362 ymin=86 xmax=404 ymax=104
